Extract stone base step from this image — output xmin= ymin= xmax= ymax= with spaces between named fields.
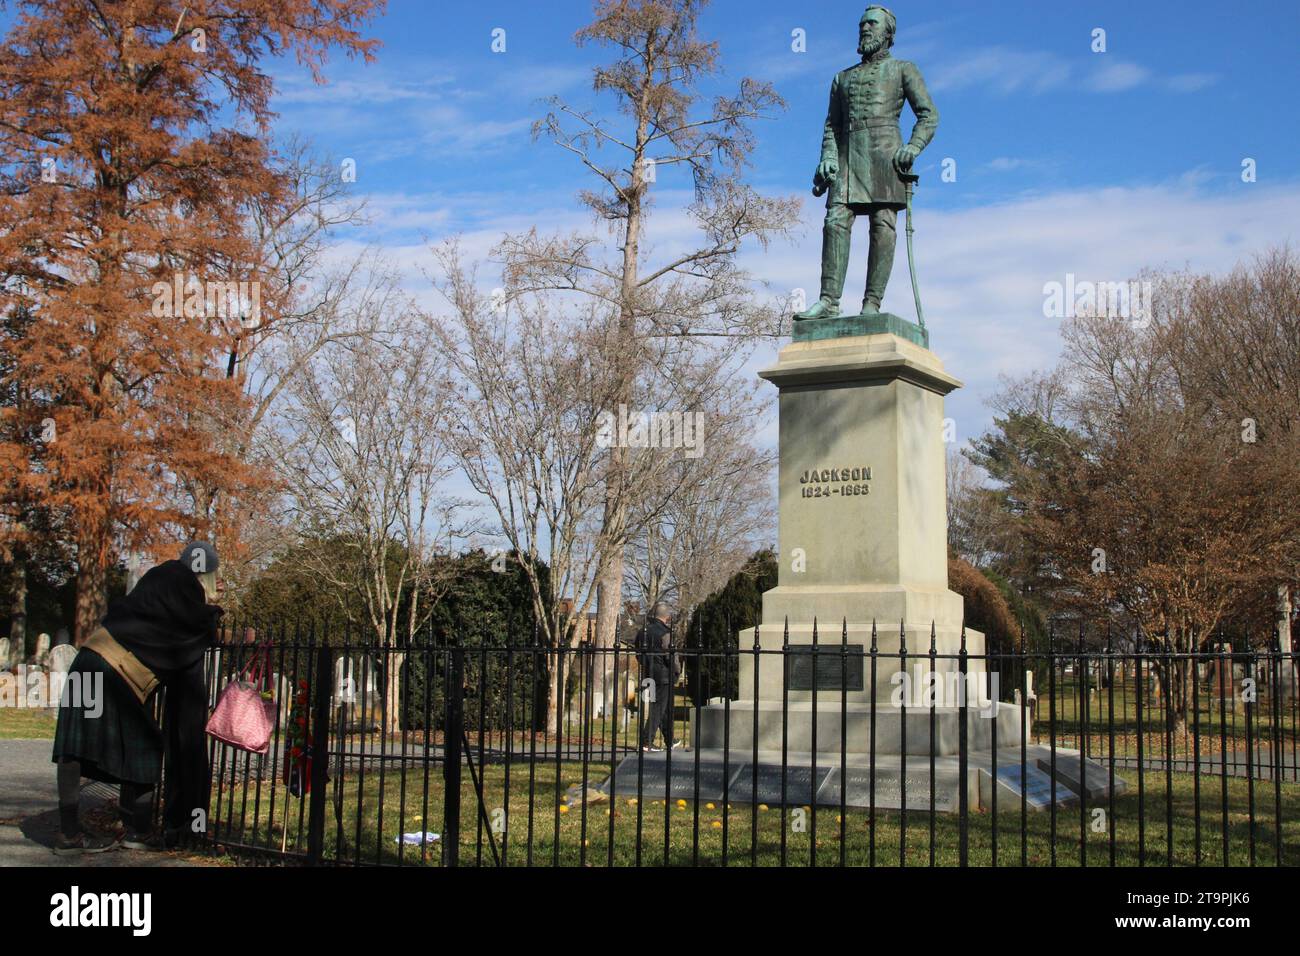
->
xmin=695 ymin=699 xmax=1027 ymax=756
xmin=598 ymin=745 xmax=1121 ymax=814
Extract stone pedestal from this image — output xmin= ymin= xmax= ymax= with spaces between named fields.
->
xmin=740 ymin=325 xmax=982 ymax=705
xmin=626 ymin=319 xmax=1126 ymax=811
xmin=694 ymin=322 xmax=1026 ymax=773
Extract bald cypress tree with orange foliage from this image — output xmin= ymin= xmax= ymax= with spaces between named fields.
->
xmin=0 ymin=0 xmax=384 ymax=638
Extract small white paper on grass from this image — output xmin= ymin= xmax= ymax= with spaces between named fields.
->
xmin=396 ymin=831 xmax=441 ymax=845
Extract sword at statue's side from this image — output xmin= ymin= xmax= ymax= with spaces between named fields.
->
xmin=900 ymin=170 xmax=925 ymax=331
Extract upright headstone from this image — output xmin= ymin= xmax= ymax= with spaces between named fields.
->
xmin=334 ymin=655 xmax=383 ymax=731
xmin=359 ymin=656 xmax=379 ymax=700
xmin=0 ymin=638 xmax=10 ymax=668
xmin=33 ymin=632 xmax=51 ymax=665
xmin=1210 ymin=645 xmax=1236 ymax=712
xmin=276 ymin=673 xmax=293 ymax=722
xmin=334 ymin=656 xmax=356 ymax=704
xmin=48 ymin=643 xmax=78 ymax=675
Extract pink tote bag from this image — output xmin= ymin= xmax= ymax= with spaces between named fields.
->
xmin=206 ymin=647 xmax=278 ymax=754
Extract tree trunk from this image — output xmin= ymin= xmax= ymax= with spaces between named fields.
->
xmin=8 ymin=556 xmax=26 ymax=666
xmin=1278 ymin=584 xmax=1294 ymax=705
xmin=74 ymin=524 xmax=110 ymax=645
xmin=593 ymin=109 xmax=645 ymax=664
xmin=1152 ymin=654 xmax=1186 ymax=741
xmin=1173 ymin=655 xmax=1192 ymax=739
xmin=545 ymin=650 xmax=573 ymax=737
xmin=593 ymin=487 xmax=626 ymax=715
xmin=384 ymin=651 xmax=405 ymax=736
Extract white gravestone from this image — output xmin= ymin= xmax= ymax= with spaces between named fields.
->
xmin=48 ymin=644 xmax=78 ymax=675
xmin=275 ymin=673 xmax=292 ymax=722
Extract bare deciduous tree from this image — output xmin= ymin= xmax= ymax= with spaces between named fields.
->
xmin=274 ymin=265 xmax=463 ymax=651
xmin=625 ymin=376 xmax=775 ymax=615
xmin=503 ymin=0 xmax=799 ymax=661
xmin=431 ymin=244 xmax=620 ymax=732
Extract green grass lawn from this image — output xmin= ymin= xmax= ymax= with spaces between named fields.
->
xmin=1036 ymin=677 xmax=1296 ymax=765
xmin=0 ymin=707 xmax=57 ymax=739
xmin=206 ymin=756 xmax=1299 ymax=867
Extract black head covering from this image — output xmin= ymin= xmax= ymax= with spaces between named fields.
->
xmin=101 ymin=559 xmax=223 ymax=677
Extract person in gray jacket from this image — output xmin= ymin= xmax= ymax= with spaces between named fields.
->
xmin=637 ymin=602 xmax=680 ymax=752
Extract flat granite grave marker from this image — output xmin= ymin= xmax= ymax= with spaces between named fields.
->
xmin=725 ymin=764 xmax=830 ymax=806
xmin=983 ymin=764 xmax=1075 ymax=811
xmin=605 ymin=756 xmax=737 ymax=801
xmin=817 ymin=765 xmax=960 ymax=811
xmin=1035 ymin=754 xmax=1125 ymax=801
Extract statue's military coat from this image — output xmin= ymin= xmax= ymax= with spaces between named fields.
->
xmin=819 ymin=51 xmax=938 ymax=208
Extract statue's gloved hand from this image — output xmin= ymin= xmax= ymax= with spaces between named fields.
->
xmin=893 ymin=144 xmax=920 ymax=172
xmin=815 ymin=158 xmax=838 ymax=185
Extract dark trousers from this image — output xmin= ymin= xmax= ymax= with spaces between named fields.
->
xmin=119 ymin=781 xmax=154 ymax=833
xmin=640 ymin=678 xmax=673 ymax=747
xmin=820 ymin=203 xmax=898 ymax=308
xmin=162 ymin=658 xmax=209 ymax=838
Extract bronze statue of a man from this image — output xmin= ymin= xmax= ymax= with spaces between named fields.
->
xmin=794 ymin=5 xmax=938 ymax=321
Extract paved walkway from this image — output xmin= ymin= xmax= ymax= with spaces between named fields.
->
xmin=0 ymin=738 xmax=208 ymax=867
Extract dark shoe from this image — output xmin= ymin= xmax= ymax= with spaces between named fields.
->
xmin=53 ymin=831 xmax=122 ymax=856
xmin=793 ymin=298 xmax=840 ymax=321
xmin=121 ymin=830 xmax=164 ymax=852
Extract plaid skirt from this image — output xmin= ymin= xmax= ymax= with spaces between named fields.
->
xmin=51 ymin=648 xmax=163 ymax=786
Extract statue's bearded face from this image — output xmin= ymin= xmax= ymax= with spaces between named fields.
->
xmin=857 ymin=10 xmax=892 ymax=57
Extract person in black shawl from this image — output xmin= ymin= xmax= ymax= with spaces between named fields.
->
xmin=51 ymin=542 xmax=223 ymax=855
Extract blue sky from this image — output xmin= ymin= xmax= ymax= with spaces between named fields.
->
xmin=6 ymin=0 xmax=1293 ymax=447
xmin=273 ymin=0 xmax=1299 ymax=208
xmin=261 ymin=0 xmax=1300 ymax=447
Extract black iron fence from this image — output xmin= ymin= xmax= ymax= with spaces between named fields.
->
xmin=197 ymin=620 xmax=1299 ymax=867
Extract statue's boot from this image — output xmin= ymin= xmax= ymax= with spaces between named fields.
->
xmin=860 ymin=208 xmax=897 ymax=315
xmin=794 ymin=207 xmax=852 ymax=321
xmin=793 ymin=298 xmax=839 ymax=321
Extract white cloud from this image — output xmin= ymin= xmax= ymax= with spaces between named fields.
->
xmin=1163 ymin=72 xmax=1219 ymax=93
xmin=333 ymin=172 xmax=1300 ymax=450
xmin=929 ymin=47 xmax=1072 ymax=95
xmin=984 ymin=157 xmax=1044 ymax=172
xmin=1085 ymin=60 xmax=1151 ymax=93
xmin=929 ymin=47 xmax=1219 ymax=98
